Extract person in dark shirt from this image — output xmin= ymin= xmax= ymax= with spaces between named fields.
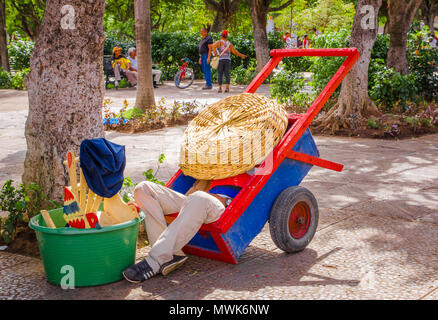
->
xmin=199 ymin=25 xmax=213 ymax=90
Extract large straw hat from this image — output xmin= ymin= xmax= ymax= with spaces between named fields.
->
xmin=179 ymin=93 xmax=288 ymax=180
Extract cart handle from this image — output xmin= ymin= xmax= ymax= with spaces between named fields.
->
xmin=245 ymin=48 xmax=358 ymax=175
xmin=245 ymin=48 xmax=359 ymax=149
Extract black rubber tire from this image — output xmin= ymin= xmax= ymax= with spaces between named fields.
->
xmin=269 ymin=186 xmax=319 ymax=253
xmin=174 ymin=68 xmax=194 ymax=89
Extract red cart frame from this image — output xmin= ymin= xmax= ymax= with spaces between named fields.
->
xmin=165 ymin=48 xmax=360 ymax=263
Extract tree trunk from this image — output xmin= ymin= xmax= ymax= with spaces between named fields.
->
xmin=420 ymin=0 xmax=438 ymax=33
xmin=247 ymin=0 xmax=294 ymax=72
xmin=316 ymin=0 xmax=382 ymax=133
xmin=23 ymin=0 xmax=106 ymax=202
xmin=247 ymin=0 xmax=270 ymax=72
xmin=211 ymin=9 xmax=228 ymax=32
xmin=425 ymin=12 xmax=436 ymax=32
xmin=387 ymin=0 xmax=422 ymax=75
xmin=135 ymin=0 xmax=155 ymax=111
xmin=205 ymin=0 xmax=243 ymax=33
xmin=0 ymin=0 xmax=9 ymax=72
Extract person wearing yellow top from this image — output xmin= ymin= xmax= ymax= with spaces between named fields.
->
xmin=111 ymin=47 xmax=137 ymax=88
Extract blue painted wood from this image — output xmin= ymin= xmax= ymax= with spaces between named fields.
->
xmin=188 ymin=231 xmax=221 ymax=253
xmin=170 ymin=174 xmax=196 ymax=195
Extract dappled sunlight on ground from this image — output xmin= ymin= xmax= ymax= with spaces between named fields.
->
xmin=0 ymin=87 xmax=437 ymax=299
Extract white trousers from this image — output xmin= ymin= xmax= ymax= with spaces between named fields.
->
xmin=134 ymin=181 xmax=225 ymax=272
xmin=152 ymin=69 xmax=162 ymax=82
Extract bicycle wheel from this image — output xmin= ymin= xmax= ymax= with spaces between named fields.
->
xmin=174 ymin=68 xmax=194 ymax=89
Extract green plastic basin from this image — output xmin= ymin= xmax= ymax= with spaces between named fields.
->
xmin=29 ymin=208 xmax=144 ymax=287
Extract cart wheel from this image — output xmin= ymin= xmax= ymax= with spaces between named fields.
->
xmin=269 ymin=186 xmax=318 ymax=253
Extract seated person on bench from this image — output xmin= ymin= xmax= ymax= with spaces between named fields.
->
xmin=112 ymin=46 xmax=137 ymax=88
xmin=123 ymin=173 xmax=251 ymax=283
xmin=127 ymin=47 xmax=162 ymax=89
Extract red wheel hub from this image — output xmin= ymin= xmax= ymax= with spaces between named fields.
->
xmin=288 ymin=201 xmax=311 ymax=239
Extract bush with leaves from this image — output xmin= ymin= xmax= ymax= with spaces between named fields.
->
xmin=0 ymin=180 xmax=59 ymax=243
xmin=369 ymin=62 xmax=419 ymax=112
xmin=281 ymin=56 xmax=313 ymax=73
xmin=270 ymin=69 xmax=314 ymax=111
xmin=309 ymin=29 xmax=350 ymax=98
xmin=104 ymin=35 xmax=136 ymax=56
xmin=231 ymin=59 xmax=257 ymax=85
xmin=120 ymin=154 xmax=166 ymax=203
xmin=11 ymin=68 xmax=30 ymax=90
xmin=371 ymin=33 xmax=390 ymax=61
xmin=0 ymin=68 xmax=12 ymax=89
xmin=406 ymin=29 xmax=438 ymax=102
xmin=7 ymin=39 xmax=35 ymax=71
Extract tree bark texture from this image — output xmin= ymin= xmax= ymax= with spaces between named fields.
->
xmin=23 ymin=0 xmax=106 ymax=202
xmin=0 ymin=0 xmax=9 ymax=72
xmin=247 ymin=0 xmax=294 ymax=72
xmin=420 ymin=0 xmax=438 ymax=33
xmin=248 ymin=0 xmax=270 ymax=72
xmin=316 ymin=0 xmax=382 ymax=133
xmin=135 ymin=0 xmax=156 ymax=111
xmin=387 ymin=0 xmax=422 ymax=75
xmin=203 ymin=0 xmax=243 ymax=32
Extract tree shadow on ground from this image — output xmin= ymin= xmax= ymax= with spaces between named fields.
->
xmin=40 ymin=135 xmax=438 ymax=299
xmin=307 ymin=136 xmax=438 ymax=288
xmin=40 ymin=246 xmax=358 ymax=300
xmin=143 ymin=246 xmax=359 ymax=299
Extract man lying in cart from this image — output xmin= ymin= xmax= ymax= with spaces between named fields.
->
xmin=122 ymin=93 xmax=289 ymax=283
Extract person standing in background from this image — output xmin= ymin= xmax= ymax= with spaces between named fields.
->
xmin=302 ymin=34 xmax=310 ymax=49
xmin=209 ymin=30 xmax=246 ymax=93
xmin=284 ymin=31 xmax=297 ymax=49
xmin=198 ymin=25 xmax=213 ymax=90
xmin=267 ymin=16 xmax=275 ymax=34
xmin=284 ymin=32 xmax=292 ymax=48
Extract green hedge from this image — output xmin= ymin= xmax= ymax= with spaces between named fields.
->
xmin=369 ymin=61 xmax=419 ymax=111
xmin=0 ymin=68 xmax=29 ymax=90
xmin=7 ymin=39 xmax=34 ymax=71
xmin=5 ymin=31 xmax=286 ymax=83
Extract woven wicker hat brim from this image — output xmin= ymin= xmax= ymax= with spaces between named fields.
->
xmin=180 ymin=93 xmax=288 ymax=180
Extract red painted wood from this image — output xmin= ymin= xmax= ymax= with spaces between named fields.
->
xmin=245 ymin=55 xmax=282 ymax=94
xmin=271 ymin=48 xmax=359 ymax=58
xmin=165 ymin=169 xmax=182 ymax=188
xmin=286 ymin=150 xmax=344 ymax=172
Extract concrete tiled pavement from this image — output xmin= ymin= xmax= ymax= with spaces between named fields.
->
xmin=0 ymin=86 xmax=437 ymax=299
xmin=0 ymin=133 xmax=437 ymax=300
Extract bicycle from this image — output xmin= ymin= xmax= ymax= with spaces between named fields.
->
xmin=174 ymin=57 xmax=195 ymax=89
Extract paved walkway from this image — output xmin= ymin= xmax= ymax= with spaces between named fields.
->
xmin=0 ymin=86 xmax=437 ymax=299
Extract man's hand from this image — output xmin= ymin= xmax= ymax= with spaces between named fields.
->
xmin=241 ymin=54 xmax=247 ymax=59
xmin=198 ymin=58 xmax=202 ymax=65
xmin=185 ymin=180 xmax=212 ymax=196
xmin=207 ymin=57 xmax=210 ymax=64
